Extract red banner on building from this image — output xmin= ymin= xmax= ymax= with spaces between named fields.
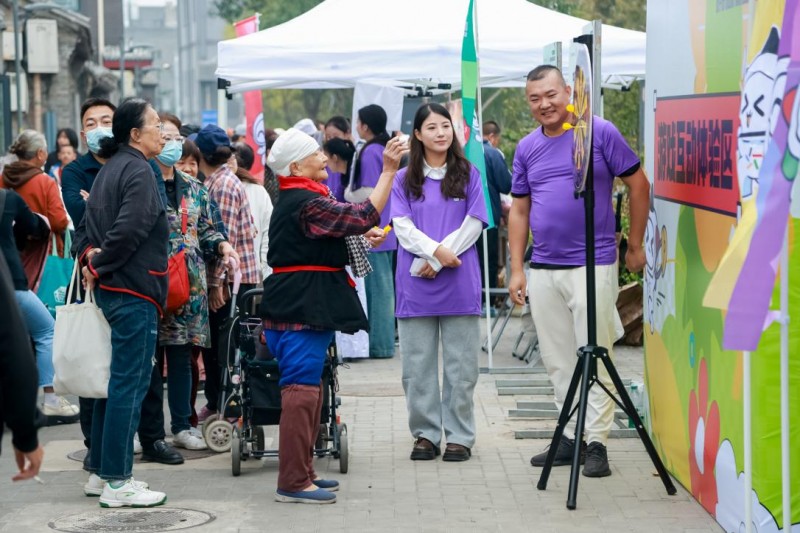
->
xmin=234 ymin=14 xmax=265 ymax=180
xmin=654 ymin=93 xmax=741 ymax=216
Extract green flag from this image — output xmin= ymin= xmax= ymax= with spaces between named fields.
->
xmin=461 ymin=0 xmax=494 ymax=229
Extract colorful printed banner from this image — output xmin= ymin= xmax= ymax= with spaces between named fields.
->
xmin=645 ymin=1 xmax=799 ymax=531
xmin=234 ymin=14 xmax=265 ymax=180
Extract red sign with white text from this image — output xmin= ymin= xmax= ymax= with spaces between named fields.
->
xmin=654 ymin=93 xmax=740 ymax=216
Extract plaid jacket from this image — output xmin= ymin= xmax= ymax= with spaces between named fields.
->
xmin=205 ymin=164 xmax=259 ymax=285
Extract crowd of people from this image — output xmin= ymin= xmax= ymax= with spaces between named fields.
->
xmin=0 ymin=63 xmax=647 ymax=508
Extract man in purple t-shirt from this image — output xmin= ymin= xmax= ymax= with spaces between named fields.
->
xmin=507 ymin=65 xmax=649 ymax=478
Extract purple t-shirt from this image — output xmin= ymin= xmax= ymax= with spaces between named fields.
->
xmin=391 ymin=165 xmax=488 ymax=318
xmin=323 ymin=168 xmax=346 ymax=202
xmin=355 ymin=142 xmax=396 ymax=251
xmin=511 ymin=116 xmax=639 ymax=266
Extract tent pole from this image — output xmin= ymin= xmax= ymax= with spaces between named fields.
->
xmin=744 ymin=349 xmax=752 ymax=533
xmin=742 ymin=5 xmax=755 ymax=533
xmin=780 ymin=230 xmax=790 ymax=532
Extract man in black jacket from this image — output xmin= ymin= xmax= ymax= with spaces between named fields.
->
xmin=0 ymin=252 xmax=44 ymax=481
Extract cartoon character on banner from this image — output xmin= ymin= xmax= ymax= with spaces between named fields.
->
xmin=737 ymin=28 xmax=787 ymax=202
xmin=784 ymin=85 xmax=800 ymax=217
xmin=704 ymin=24 xmax=788 ymax=313
xmin=645 ymin=190 xmax=673 ymax=335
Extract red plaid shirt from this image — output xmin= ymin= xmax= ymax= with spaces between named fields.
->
xmin=205 ymin=164 xmax=260 ymax=286
xmin=263 ymin=194 xmax=379 ymax=331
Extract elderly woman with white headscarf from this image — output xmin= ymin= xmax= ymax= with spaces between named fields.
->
xmin=260 ymin=128 xmax=407 ymax=505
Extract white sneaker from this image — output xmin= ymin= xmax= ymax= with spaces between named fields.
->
xmin=99 ymin=479 xmax=166 ymax=508
xmin=133 ymin=433 xmax=142 ymax=455
xmin=84 ymin=473 xmax=148 ymax=497
xmin=42 ymin=396 xmax=80 ymax=418
xmin=173 ymin=429 xmax=208 ymax=450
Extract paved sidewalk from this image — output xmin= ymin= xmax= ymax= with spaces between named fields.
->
xmin=0 ymin=316 xmax=721 ymax=532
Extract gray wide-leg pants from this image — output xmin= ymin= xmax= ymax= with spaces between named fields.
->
xmin=399 ymin=315 xmax=480 ymax=449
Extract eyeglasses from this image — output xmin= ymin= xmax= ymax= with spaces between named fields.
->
xmin=141 ymin=122 xmax=164 ymax=133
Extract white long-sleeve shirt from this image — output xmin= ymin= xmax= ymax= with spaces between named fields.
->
xmin=393 ymin=160 xmax=483 ymax=275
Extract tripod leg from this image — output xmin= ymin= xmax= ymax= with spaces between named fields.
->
xmin=566 ymin=345 xmax=595 ymax=510
xmin=537 ymin=348 xmax=585 ymax=491
xmin=599 ymin=353 xmax=678 ymax=495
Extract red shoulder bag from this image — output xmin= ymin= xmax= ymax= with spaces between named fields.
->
xmin=166 ymin=197 xmax=190 ymax=313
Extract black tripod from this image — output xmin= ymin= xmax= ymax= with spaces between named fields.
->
xmin=535 ymin=34 xmax=677 ymax=510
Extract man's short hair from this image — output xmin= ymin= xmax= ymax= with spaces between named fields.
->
xmin=80 ymin=97 xmax=117 ymax=124
xmin=526 ymin=65 xmax=566 ymax=86
xmin=483 ymin=120 xmax=501 ymax=137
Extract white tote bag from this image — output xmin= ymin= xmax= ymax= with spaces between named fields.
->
xmin=53 ymin=261 xmax=112 ymax=398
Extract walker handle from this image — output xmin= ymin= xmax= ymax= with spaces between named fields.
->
xmin=228 ymin=256 xmax=242 ymax=296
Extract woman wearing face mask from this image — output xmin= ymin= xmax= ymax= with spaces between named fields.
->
xmin=153 ymin=114 xmax=237 ymax=450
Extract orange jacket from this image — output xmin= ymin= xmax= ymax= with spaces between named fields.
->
xmin=1 ymin=171 xmax=69 ymax=256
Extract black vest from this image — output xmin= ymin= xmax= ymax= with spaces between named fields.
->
xmin=259 ymin=188 xmax=368 ymax=333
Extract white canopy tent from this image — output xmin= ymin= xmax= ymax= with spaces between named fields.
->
xmin=216 ymin=0 xmax=646 ymax=93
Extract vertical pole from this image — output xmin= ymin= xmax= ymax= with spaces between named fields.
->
xmin=743 ymin=6 xmax=755 ymax=532
xmin=744 ymin=349 xmax=753 ymax=533
xmin=97 ymin=0 xmax=105 ymax=65
xmin=12 ymin=0 xmax=22 ymax=130
xmin=217 ymin=87 xmax=228 ymax=128
xmin=32 ymin=73 xmax=41 ymax=132
xmin=779 ymin=231 xmax=790 ymax=532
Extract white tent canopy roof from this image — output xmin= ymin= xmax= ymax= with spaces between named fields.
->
xmin=216 ymin=0 xmax=645 ymax=93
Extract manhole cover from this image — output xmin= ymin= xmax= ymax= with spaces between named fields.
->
xmin=68 ymin=448 xmax=216 ymax=463
xmin=49 ymin=508 xmax=214 ymax=532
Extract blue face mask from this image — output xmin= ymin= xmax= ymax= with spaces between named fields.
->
xmin=85 ymin=127 xmax=113 ymax=154
xmin=156 ymin=140 xmax=184 ymax=167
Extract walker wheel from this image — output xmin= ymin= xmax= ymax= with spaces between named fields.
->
xmin=201 ymin=413 xmax=220 ymax=440
xmin=337 ymin=423 xmax=349 ymax=474
xmin=205 ymin=419 xmax=233 ymax=453
xmin=255 ymin=426 xmax=266 ymax=451
xmin=231 ymin=429 xmax=241 ymax=476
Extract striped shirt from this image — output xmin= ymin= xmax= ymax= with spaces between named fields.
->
xmin=204 ymin=164 xmax=259 ymax=286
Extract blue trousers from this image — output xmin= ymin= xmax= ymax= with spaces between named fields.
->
xmin=90 ymin=289 xmax=158 ymax=481
xmin=264 ymin=329 xmax=334 ymax=387
xmin=14 ymin=290 xmax=55 ymax=387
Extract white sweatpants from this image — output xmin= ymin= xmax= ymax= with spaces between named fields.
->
xmin=527 ymin=265 xmax=625 ymax=445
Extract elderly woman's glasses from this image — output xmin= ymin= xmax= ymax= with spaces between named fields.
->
xmin=141 ymin=122 xmax=164 ymax=133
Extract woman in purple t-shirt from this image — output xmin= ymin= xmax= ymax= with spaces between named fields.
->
xmin=345 ymin=105 xmax=397 ymax=359
xmin=391 ymin=103 xmax=488 ymax=462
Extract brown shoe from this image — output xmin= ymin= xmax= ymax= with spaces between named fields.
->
xmin=442 ymin=443 xmax=471 ymax=462
xmin=410 ymin=438 xmax=440 ymax=460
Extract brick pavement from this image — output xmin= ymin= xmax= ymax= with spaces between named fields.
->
xmin=0 ymin=316 xmax=721 ymax=532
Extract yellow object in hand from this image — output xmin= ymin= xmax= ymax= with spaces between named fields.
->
xmin=383 ymin=225 xmax=392 ymax=234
